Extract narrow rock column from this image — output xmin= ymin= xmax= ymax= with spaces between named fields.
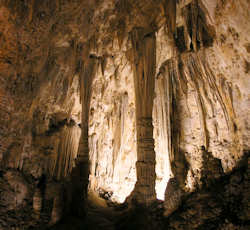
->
xmin=130 ymin=28 xmax=157 ymax=204
xmin=71 ymin=55 xmax=97 ymax=216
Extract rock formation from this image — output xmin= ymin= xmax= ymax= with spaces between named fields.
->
xmin=0 ymin=0 xmax=249 ymax=229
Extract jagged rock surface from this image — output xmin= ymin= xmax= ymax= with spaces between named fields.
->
xmin=0 ymin=0 xmax=249 ymax=229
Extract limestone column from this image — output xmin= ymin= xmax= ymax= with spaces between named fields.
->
xmin=130 ymin=28 xmax=157 ymax=204
xmin=71 ymin=55 xmax=97 ymax=216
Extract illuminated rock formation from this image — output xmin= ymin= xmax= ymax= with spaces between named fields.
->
xmin=0 ymin=0 xmax=249 ymax=229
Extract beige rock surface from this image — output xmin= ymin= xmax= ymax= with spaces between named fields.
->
xmin=0 ymin=0 xmax=249 ymax=228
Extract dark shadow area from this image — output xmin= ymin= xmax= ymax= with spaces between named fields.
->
xmin=45 ymin=152 xmax=250 ymax=230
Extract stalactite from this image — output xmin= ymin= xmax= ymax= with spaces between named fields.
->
xmin=158 ymin=59 xmax=178 ymax=165
xmin=112 ymin=93 xmax=128 ymax=181
xmin=48 ymin=137 xmax=60 ymax=178
xmin=176 ymin=56 xmax=188 ymax=95
xmin=190 ymin=0 xmax=198 ymax=51
xmin=182 ymin=6 xmax=192 ymax=52
xmin=157 ymin=48 xmax=241 ymax=188
xmin=117 ymin=20 xmax=126 ymax=49
xmin=159 ymin=58 xmax=187 ymax=185
xmin=163 ymin=0 xmax=177 ymax=36
xmin=48 ymin=125 xmax=81 ymax=180
xmin=68 ymin=40 xmax=77 ymax=87
xmin=183 ymin=53 xmax=209 ymax=149
xmin=216 ymin=76 xmax=241 ymax=156
xmin=100 ymin=55 xmax=108 ymax=77
xmin=111 ymin=98 xmax=122 ymax=173
xmin=181 ymin=0 xmax=215 ymax=52
xmin=199 ymin=54 xmax=232 ymax=131
xmin=219 ymin=77 xmax=237 ymax=133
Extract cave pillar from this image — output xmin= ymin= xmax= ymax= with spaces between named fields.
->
xmin=71 ymin=55 xmax=97 ymax=216
xmin=130 ymin=28 xmax=157 ymax=204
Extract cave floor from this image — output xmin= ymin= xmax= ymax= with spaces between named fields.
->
xmin=0 ymin=158 xmax=249 ymax=230
xmin=48 ymin=158 xmax=250 ymax=230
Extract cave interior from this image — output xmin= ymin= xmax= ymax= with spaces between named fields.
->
xmin=0 ymin=0 xmax=249 ymax=229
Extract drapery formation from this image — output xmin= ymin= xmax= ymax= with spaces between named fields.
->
xmin=157 ymin=51 xmax=241 ymax=188
xmin=49 ymin=125 xmax=81 ymax=180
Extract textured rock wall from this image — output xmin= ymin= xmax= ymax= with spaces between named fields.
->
xmin=0 ymin=0 xmax=249 ymax=227
xmin=88 ymin=50 xmax=137 ymax=203
xmin=88 ymin=0 xmax=249 ymax=204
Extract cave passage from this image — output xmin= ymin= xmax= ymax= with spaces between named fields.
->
xmin=0 ymin=0 xmax=249 ymax=229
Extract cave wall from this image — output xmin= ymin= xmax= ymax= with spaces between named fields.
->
xmin=88 ymin=52 xmax=137 ymax=203
xmin=0 ymin=0 xmax=249 ymax=228
xmin=88 ymin=0 xmax=249 ymax=203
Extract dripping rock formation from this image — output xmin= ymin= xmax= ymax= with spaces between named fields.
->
xmin=0 ymin=0 xmax=249 ymax=229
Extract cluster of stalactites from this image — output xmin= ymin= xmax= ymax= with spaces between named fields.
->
xmin=48 ymin=125 xmax=81 ymax=180
xmin=157 ymin=51 xmax=241 ymax=184
xmin=162 ymin=0 xmax=215 ymax=54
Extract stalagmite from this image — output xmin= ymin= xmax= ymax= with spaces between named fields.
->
xmin=164 ymin=178 xmax=182 ymax=216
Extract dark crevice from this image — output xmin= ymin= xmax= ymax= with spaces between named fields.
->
xmin=174 ymin=26 xmax=187 ymax=53
xmin=45 ymin=118 xmax=67 ymax=136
